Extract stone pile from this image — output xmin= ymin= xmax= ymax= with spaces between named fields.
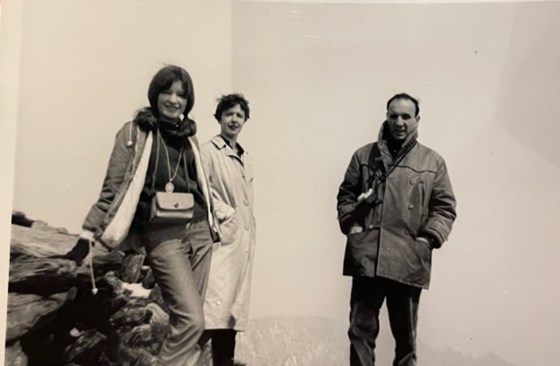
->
xmin=6 ymin=213 xmax=171 ymax=366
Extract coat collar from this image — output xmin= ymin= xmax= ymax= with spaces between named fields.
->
xmin=210 ymin=135 xmax=228 ymax=149
xmin=377 ymin=121 xmax=418 ymax=168
xmin=210 ymin=135 xmax=246 ymax=160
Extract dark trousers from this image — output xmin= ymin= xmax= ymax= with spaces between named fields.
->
xmin=202 ymin=329 xmax=237 ymax=366
xmin=348 ymin=277 xmax=421 ymax=366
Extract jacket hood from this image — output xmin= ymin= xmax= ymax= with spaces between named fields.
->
xmin=133 ymin=107 xmax=158 ymax=131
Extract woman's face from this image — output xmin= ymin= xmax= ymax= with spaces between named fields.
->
xmin=220 ymin=104 xmax=247 ymax=141
xmin=157 ymin=80 xmax=187 ymax=121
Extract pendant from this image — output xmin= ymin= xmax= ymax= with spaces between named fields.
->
xmin=165 ymin=182 xmax=174 ymax=192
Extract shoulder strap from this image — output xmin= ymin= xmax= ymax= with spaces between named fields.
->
xmin=383 ymin=140 xmax=417 ymax=181
xmin=368 ymin=143 xmax=381 ymax=170
xmin=363 ymin=141 xmax=417 ymax=205
xmin=182 ymin=139 xmax=190 ymax=192
xmin=150 ymin=129 xmax=160 ymax=194
xmin=361 ymin=143 xmax=383 ymax=193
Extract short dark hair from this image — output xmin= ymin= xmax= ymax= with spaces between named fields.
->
xmin=214 ymin=94 xmax=250 ymax=122
xmin=386 ymin=93 xmax=420 ymax=117
xmin=147 ymin=65 xmax=195 ymax=117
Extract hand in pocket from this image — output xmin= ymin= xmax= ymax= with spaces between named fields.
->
xmin=348 ymin=224 xmax=364 ymax=235
xmin=416 ymin=236 xmax=433 ymax=250
xmin=219 ymin=210 xmax=241 ymax=245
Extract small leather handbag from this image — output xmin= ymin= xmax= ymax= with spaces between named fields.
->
xmin=150 ymin=191 xmax=194 ymax=224
xmin=148 ymin=129 xmax=194 ymax=225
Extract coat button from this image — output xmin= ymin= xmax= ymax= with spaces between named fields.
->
xmin=403 ymin=229 xmax=410 ymax=235
xmin=408 ymin=204 xmax=414 ymax=209
xmin=409 ymin=179 xmax=415 ymax=185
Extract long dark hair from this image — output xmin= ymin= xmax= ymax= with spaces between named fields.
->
xmin=147 ymin=65 xmax=195 ymax=117
xmin=135 ymin=65 xmax=197 ymax=136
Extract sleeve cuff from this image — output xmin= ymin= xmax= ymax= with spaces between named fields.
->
xmin=79 ymin=230 xmax=95 ymax=242
xmin=425 ymin=233 xmax=442 ymax=249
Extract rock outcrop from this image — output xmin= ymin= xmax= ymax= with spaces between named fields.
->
xmin=6 ymin=213 xmax=171 ymax=366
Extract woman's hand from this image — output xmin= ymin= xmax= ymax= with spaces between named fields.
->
xmin=58 ymin=230 xmax=95 ymax=266
xmin=64 ymin=238 xmax=91 ymax=266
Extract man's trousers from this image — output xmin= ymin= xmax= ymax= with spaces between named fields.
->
xmin=348 ymin=276 xmax=422 ymax=366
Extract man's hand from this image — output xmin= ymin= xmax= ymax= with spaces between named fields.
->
xmin=349 ymin=224 xmax=364 ymax=235
xmin=357 ymin=188 xmax=373 ymax=203
xmin=416 ymin=236 xmax=435 ymax=249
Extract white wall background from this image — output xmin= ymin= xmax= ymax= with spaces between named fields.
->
xmin=10 ymin=1 xmax=232 ymax=233
xmin=231 ymin=2 xmax=560 ymax=366
xmin=2 ymin=1 xmax=559 ymax=366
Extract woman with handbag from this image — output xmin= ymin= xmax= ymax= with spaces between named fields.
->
xmin=200 ymin=94 xmax=255 ymax=366
xmin=61 ymin=65 xmax=219 ymax=366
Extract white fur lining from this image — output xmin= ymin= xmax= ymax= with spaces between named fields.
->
xmin=101 ymin=132 xmax=153 ymax=248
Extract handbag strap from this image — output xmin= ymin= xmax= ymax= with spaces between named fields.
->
xmin=150 ymin=128 xmax=191 ymax=194
xmin=182 ymin=141 xmax=191 ymax=193
xmin=150 ymin=129 xmax=161 ymax=195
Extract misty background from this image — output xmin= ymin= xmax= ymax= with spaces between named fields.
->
xmin=2 ymin=1 xmax=559 ymax=366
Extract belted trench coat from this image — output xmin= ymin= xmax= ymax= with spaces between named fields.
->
xmin=337 ymin=123 xmax=456 ymax=289
xmin=200 ymin=136 xmax=256 ymax=331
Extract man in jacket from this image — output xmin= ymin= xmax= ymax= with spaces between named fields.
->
xmin=337 ymin=93 xmax=457 ymax=366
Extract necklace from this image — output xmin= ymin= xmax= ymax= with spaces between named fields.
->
xmin=158 ymin=132 xmax=183 ymax=192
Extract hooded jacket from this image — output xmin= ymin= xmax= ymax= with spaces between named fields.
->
xmin=82 ymin=109 xmax=219 ymax=250
xmin=337 ymin=122 xmax=457 ymax=288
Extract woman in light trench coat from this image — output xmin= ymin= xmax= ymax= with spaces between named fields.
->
xmin=200 ymin=94 xmax=256 ymax=366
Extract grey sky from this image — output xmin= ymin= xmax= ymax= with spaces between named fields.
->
xmin=2 ymin=1 xmax=559 ymax=365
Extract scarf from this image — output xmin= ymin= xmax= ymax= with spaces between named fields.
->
xmin=134 ymin=107 xmax=197 ymax=140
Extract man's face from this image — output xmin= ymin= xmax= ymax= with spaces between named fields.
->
xmin=220 ymin=104 xmax=247 ymax=141
xmin=386 ymin=98 xmax=420 ymax=141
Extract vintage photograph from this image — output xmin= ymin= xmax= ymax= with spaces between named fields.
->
xmin=1 ymin=1 xmax=559 ymax=365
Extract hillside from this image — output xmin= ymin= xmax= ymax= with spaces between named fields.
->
xmin=236 ymin=316 xmax=517 ymax=366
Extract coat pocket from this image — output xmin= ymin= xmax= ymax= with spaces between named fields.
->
xmin=219 ymin=210 xmax=241 ymax=245
xmin=411 ymin=236 xmax=433 ymax=281
xmin=343 ymin=229 xmax=379 ymax=277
